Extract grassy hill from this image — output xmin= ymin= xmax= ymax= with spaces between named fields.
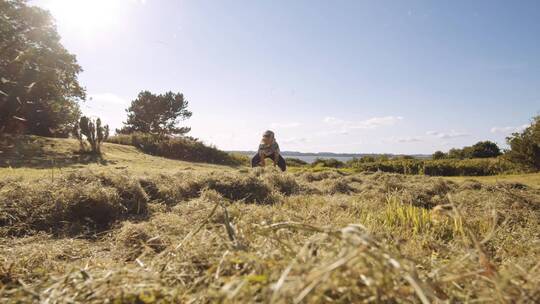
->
xmin=0 ymin=136 xmax=539 ymax=303
xmin=0 ymin=135 xmax=228 ymax=179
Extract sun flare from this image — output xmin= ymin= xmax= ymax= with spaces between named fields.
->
xmin=44 ymin=0 xmax=124 ymax=33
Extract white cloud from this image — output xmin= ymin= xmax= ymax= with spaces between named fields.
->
xmin=323 ymin=117 xmax=345 ymax=125
xmin=397 ymin=136 xmax=422 ymax=143
xmin=281 ymin=137 xmax=309 ymax=144
xmin=490 ymin=124 xmax=529 ymax=134
xmin=270 ymin=122 xmax=302 ymax=129
xmin=426 ymin=130 xmax=469 ymax=139
xmin=351 ymin=116 xmax=404 ymax=129
xmin=317 ymin=129 xmax=350 ymax=136
xmin=382 ymin=136 xmax=423 ymax=143
xmin=322 ymin=115 xmax=404 ymax=132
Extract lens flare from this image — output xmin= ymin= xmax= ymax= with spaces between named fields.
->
xmin=44 ymin=0 xmax=125 ymax=34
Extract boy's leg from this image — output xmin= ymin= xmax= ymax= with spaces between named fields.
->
xmin=251 ymin=153 xmax=261 ymax=167
xmin=277 ymin=155 xmax=287 ymax=171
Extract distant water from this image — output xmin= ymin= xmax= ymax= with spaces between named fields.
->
xmin=238 ymin=152 xmax=356 ymax=164
xmin=287 ymin=155 xmax=354 ymax=164
xmin=237 ymin=152 xmax=428 ymax=164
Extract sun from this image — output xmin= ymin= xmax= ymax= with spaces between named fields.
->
xmin=44 ymin=0 xmax=123 ymax=34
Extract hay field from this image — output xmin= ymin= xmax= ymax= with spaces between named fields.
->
xmin=0 ymin=137 xmax=539 ymax=303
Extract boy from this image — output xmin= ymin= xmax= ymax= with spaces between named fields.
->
xmin=251 ymin=130 xmax=286 ymax=171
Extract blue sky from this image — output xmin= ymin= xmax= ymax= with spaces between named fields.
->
xmin=32 ymin=0 xmax=539 ymax=153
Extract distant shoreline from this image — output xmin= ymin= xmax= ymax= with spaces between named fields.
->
xmin=229 ymin=151 xmax=430 ymax=160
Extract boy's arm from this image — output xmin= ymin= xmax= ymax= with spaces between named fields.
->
xmin=259 ymin=150 xmax=266 ymax=166
xmin=274 ymin=144 xmax=280 ymax=165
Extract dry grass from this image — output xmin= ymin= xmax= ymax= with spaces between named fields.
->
xmin=445 ymin=173 xmax=540 ymax=189
xmin=0 ymin=165 xmax=539 ymax=303
xmin=1 ymin=137 xmax=539 ymax=303
xmin=0 ymin=135 xmax=228 ymax=180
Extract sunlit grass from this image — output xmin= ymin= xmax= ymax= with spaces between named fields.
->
xmin=0 ymin=136 xmax=229 ymax=180
xmin=383 ymin=195 xmax=433 ymax=234
xmin=443 ymin=173 xmax=540 ymax=189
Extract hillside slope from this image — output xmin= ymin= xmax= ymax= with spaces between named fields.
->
xmin=0 ymin=136 xmax=229 ymax=179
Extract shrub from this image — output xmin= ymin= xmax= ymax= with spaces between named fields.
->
xmin=432 ymin=151 xmax=446 ymax=160
xmin=311 ymin=158 xmax=345 ymax=168
xmin=469 ymin=141 xmax=502 ymax=158
xmin=285 ymin=157 xmax=308 ymax=167
xmin=422 ymin=158 xmax=516 ymax=176
xmin=445 ymin=141 xmax=502 ymax=160
xmin=505 ymin=115 xmax=540 ymax=171
xmin=395 ymin=155 xmax=415 ymax=160
xmin=229 ymin=153 xmax=250 ymax=166
xmin=107 ymin=132 xmax=242 ymax=165
xmin=346 ymin=156 xmax=377 ymax=165
xmin=347 ymin=158 xmax=517 ymax=176
xmin=448 ymin=148 xmax=466 ymax=159
xmin=348 ymin=159 xmax=423 ymax=175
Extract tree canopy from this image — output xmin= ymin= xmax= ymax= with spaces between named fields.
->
xmin=0 ymin=0 xmax=85 ymax=137
xmin=432 ymin=151 xmax=446 ymax=160
xmin=506 ymin=116 xmax=540 ymax=170
xmin=444 ymin=141 xmax=501 ymax=159
xmin=468 ymin=141 xmax=501 ymax=158
xmin=117 ymin=91 xmax=192 ymax=136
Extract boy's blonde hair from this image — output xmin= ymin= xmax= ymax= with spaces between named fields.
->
xmin=261 ymin=130 xmax=276 ymax=145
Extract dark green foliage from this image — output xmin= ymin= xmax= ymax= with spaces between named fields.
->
xmin=73 ymin=116 xmax=109 ymax=154
xmin=311 ymin=158 xmax=345 ymax=168
xmin=358 ymin=156 xmax=376 ymax=163
xmin=395 ymin=155 xmax=415 ymax=160
xmin=345 ymin=158 xmax=517 ymax=176
xmin=505 ymin=116 xmax=540 ymax=171
xmin=285 ymin=157 xmax=308 ymax=167
xmin=446 ymin=141 xmax=501 ymax=159
xmin=469 ymin=141 xmax=502 ymax=158
xmin=432 ymin=151 xmax=447 ymax=160
xmin=422 ymin=158 xmax=515 ymax=176
xmin=345 ymin=155 xmax=395 ymax=165
xmin=107 ymin=132 xmax=242 ymax=165
xmin=116 ymin=91 xmax=192 ymax=136
xmin=377 ymin=155 xmax=391 ymax=162
xmin=448 ymin=148 xmax=466 ymax=159
xmin=0 ymin=0 xmax=85 ymax=137
xmin=348 ymin=159 xmax=424 ymax=175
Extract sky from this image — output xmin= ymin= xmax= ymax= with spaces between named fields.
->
xmin=31 ymin=0 xmax=540 ymax=154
